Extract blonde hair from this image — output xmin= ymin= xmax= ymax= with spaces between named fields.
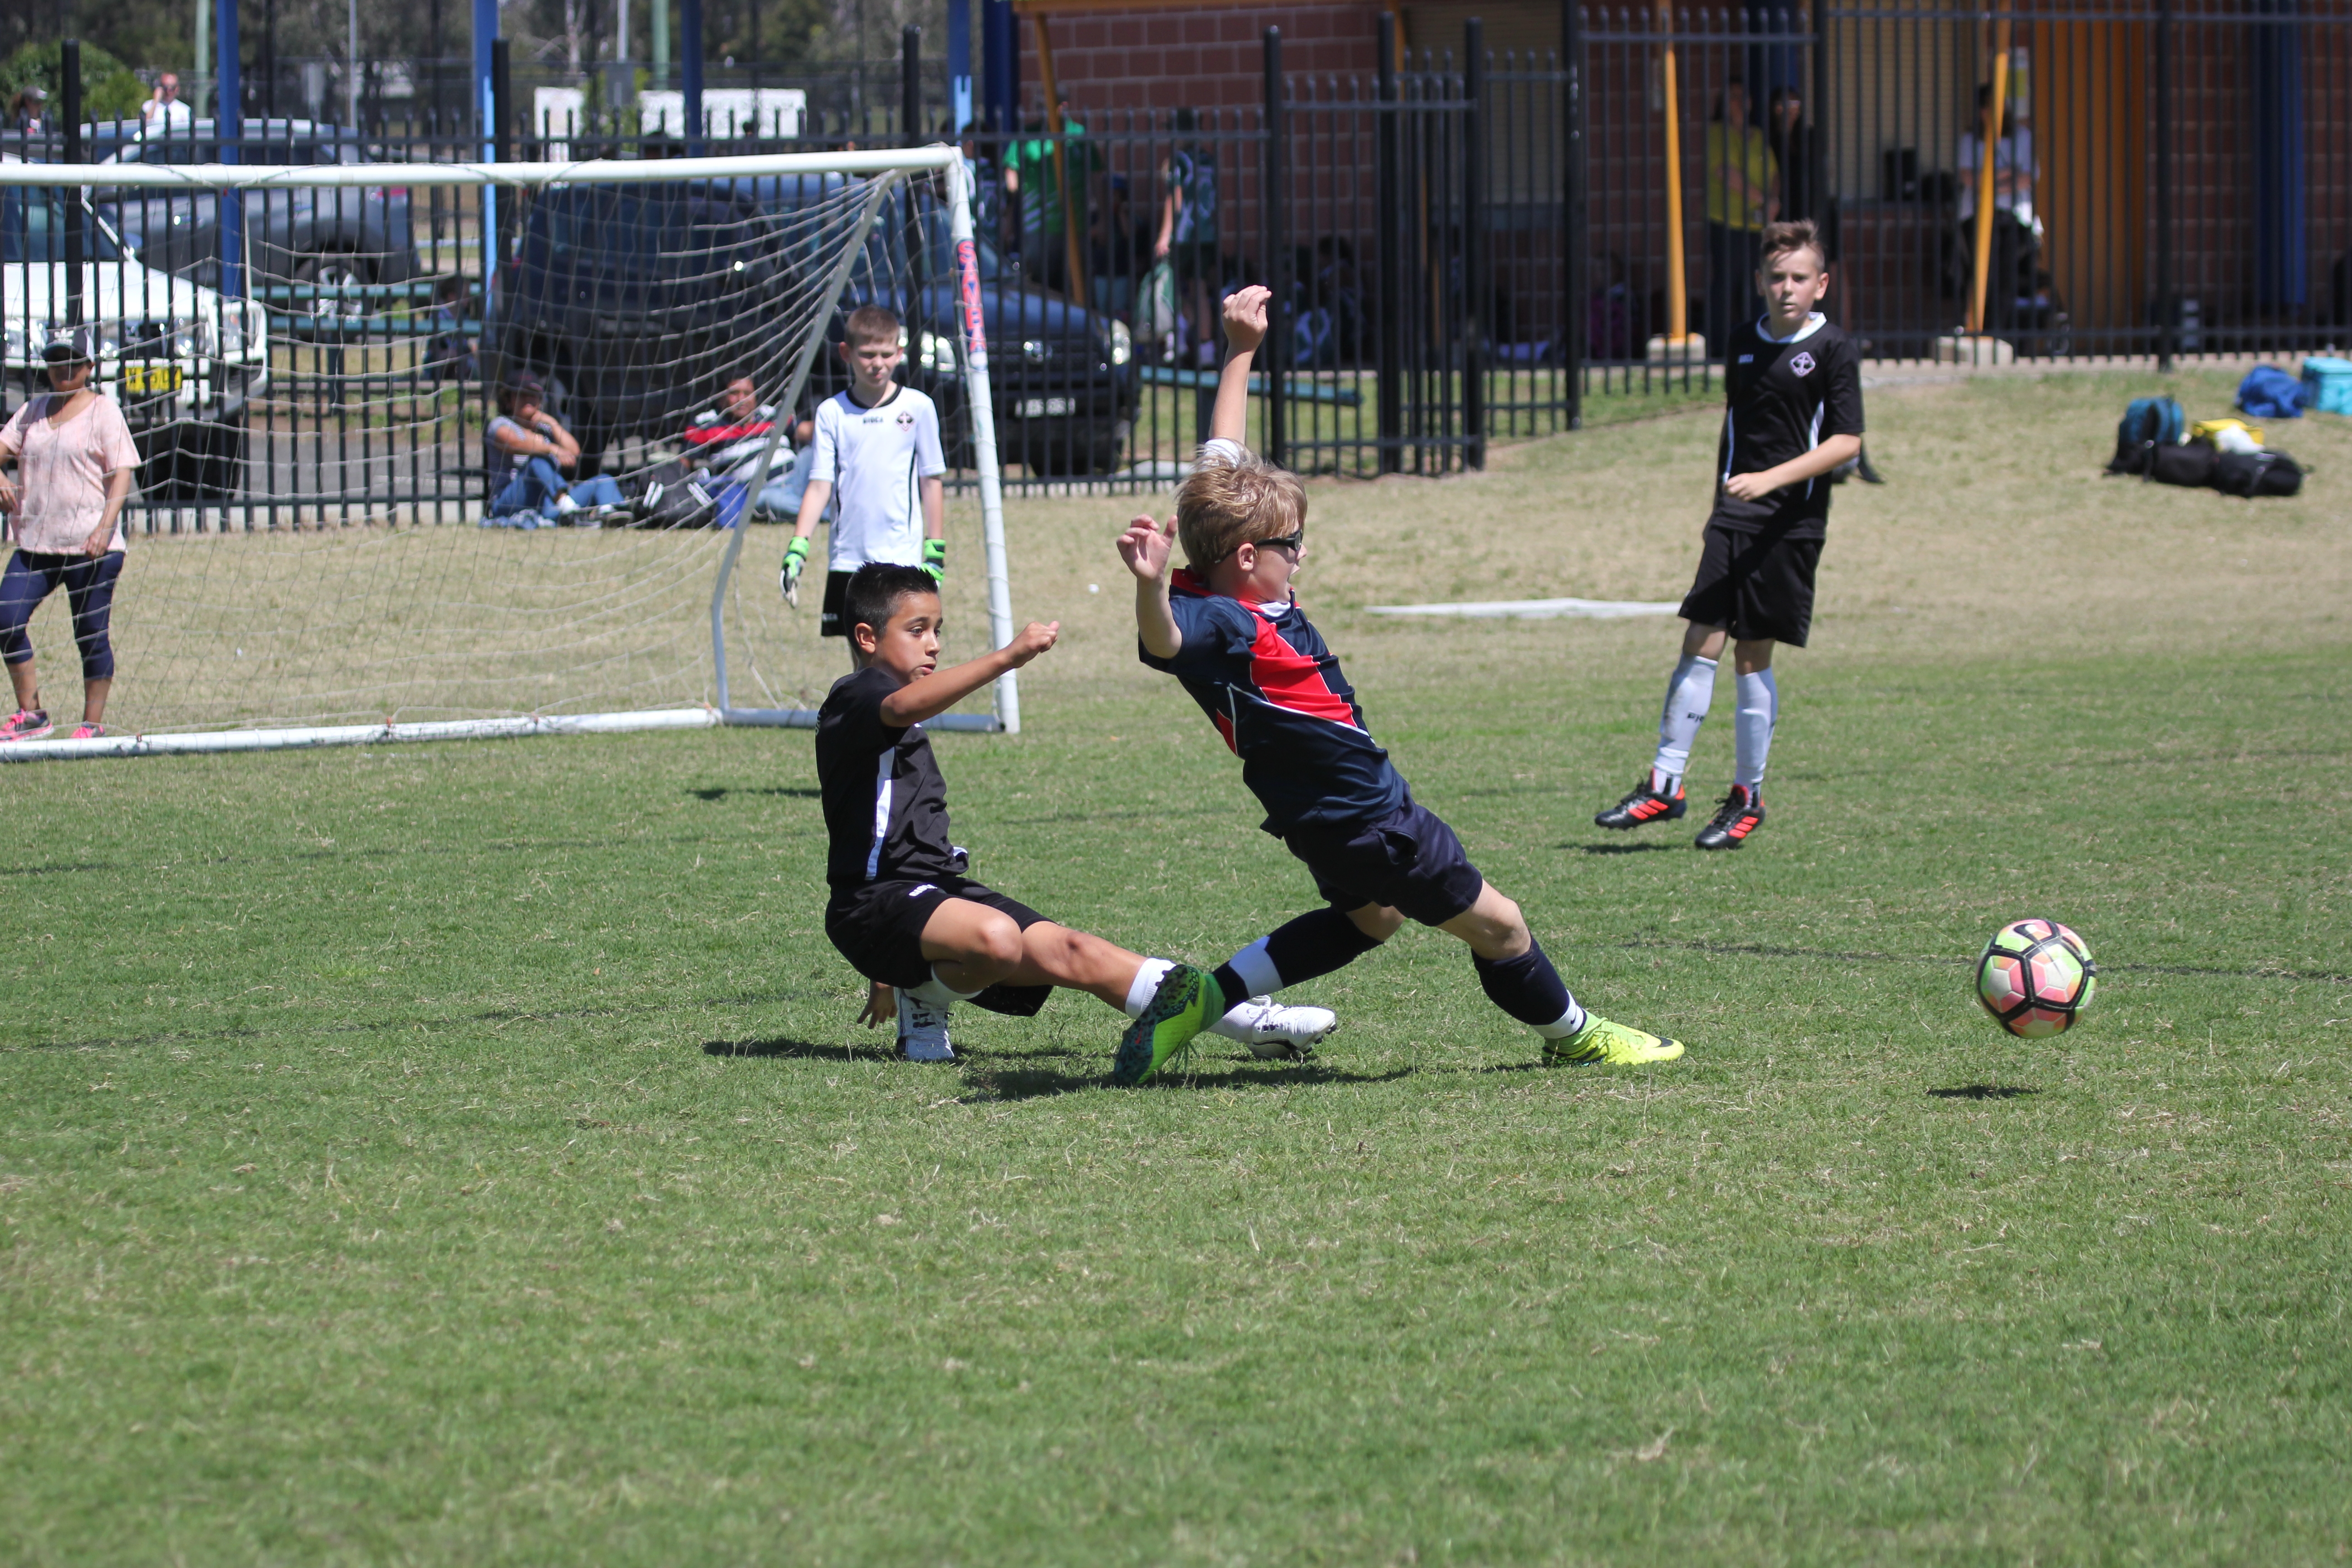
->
xmin=1176 ymin=446 xmax=1306 ymax=568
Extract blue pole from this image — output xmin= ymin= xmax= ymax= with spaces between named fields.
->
xmin=981 ymin=0 xmax=1015 ymax=131
xmin=472 ymin=0 xmax=499 ymax=158
xmin=216 ymin=0 xmax=242 ymax=299
xmin=948 ymin=0 xmax=972 ymax=132
xmin=473 ymin=0 xmax=497 ymax=266
xmin=681 ymin=0 xmax=703 ymax=151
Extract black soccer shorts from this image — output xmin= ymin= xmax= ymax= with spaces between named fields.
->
xmin=823 ymin=876 xmax=1052 ymax=1016
xmin=1677 ymin=523 xmax=1824 ymax=647
xmin=818 ymin=569 xmax=857 ymax=637
xmin=1283 ymin=800 xmax=1488 ymax=927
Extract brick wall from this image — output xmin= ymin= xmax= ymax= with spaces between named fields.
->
xmin=1021 ymin=0 xmax=1385 ymax=118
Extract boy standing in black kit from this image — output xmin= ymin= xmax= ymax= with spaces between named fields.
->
xmin=1597 ymin=219 xmax=1864 ymax=849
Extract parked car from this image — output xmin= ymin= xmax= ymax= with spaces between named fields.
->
xmin=495 ymin=173 xmax=1135 ymax=476
xmin=83 ymin=118 xmax=418 ymax=309
xmin=1 ymin=174 xmax=271 ymax=498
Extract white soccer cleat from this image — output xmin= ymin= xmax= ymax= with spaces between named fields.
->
xmin=896 ymin=990 xmax=955 ymax=1062
xmin=1209 ymin=996 xmax=1338 ymax=1060
xmin=553 ymin=492 xmax=582 ymax=515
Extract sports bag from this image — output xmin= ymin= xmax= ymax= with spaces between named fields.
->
xmin=2236 ymin=364 xmax=2307 ymax=420
xmin=2107 ymin=395 xmax=2186 ymax=475
xmin=632 ymin=474 xmax=720 ymax=529
xmin=2146 ymin=436 xmax=2218 ymax=488
xmin=2211 ymin=449 xmax=2303 ymax=498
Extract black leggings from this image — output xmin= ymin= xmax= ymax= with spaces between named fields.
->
xmin=0 ymin=549 xmax=124 ymax=681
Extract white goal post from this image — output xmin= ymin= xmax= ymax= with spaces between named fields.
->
xmin=0 ymin=146 xmax=1016 ymax=761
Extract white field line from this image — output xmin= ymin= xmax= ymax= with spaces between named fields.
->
xmin=1366 ymin=597 xmax=1681 ymax=620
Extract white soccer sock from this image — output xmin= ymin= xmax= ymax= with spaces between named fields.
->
xmin=1650 ymin=654 xmax=1718 ymax=793
xmin=1222 ymin=938 xmax=1283 ymax=999
xmin=1534 ymin=998 xmax=1590 ymax=1040
xmin=1122 ymin=957 xmax=1176 ymax=1019
xmin=910 ymin=969 xmax=984 ymax=1007
xmin=1734 ymin=668 xmax=1778 ymax=791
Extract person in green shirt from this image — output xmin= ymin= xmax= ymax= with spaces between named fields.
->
xmin=1004 ymin=108 xmax=1099 ymax=295
xmin=1704 ymin=79 xmax=1779 ymax=348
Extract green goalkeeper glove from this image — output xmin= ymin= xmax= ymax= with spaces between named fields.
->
xmin=780 ymin=536 xmax=810 ymax=606
xmin=921 ymin=538 xmax=947 ymax=582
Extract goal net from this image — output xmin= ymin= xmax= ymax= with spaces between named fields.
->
xmin=0 ymin=145 xmax=1015 ymax=758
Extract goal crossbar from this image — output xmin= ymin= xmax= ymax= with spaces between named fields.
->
xmin=0 ymin=147 xmax=961 ymax=191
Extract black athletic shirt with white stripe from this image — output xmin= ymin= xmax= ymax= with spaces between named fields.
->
xmin=815 ymin=666 xmax=962 ymax=892
xmin=1710 ymin=314 xmax=1865 ymax=540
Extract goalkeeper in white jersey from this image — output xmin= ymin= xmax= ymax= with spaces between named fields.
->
xmin=779 ymin=306 xmax=949 ymax=662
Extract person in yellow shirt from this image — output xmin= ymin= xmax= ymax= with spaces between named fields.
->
xmin=1705 ymin=79 xmax=1779 ymax=348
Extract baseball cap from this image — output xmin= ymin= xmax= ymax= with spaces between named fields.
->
xmin=41 ymin=326 xmax=96 ymax=365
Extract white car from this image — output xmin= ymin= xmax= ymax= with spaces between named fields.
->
xmin=2 ymin=171 xmax=270 ymax=445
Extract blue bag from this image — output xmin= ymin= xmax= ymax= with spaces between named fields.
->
xmin=2237 ymin=365 xmax=2307 ymax=420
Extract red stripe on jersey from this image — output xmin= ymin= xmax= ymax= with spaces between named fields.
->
xmin=1246 ymin=613 xmax=1358 ymax=727
xmin=683 ymin=421 xmax=774 ymax=447
xmin=1212 ymin=710 xmax=1239 ymax=754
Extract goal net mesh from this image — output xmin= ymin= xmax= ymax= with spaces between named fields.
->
xmin=0 ymin=151 xmax=999 ymax=735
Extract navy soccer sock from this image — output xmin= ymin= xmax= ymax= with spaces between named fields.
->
xmin=1210 ymin=907 xmax=1385 ymax=1003
xmin=1472 ymin=936 xmax=1588 ymax=1038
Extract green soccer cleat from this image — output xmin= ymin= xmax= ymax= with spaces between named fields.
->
xmin=1111 ymin=965 xmax=1226 ymax=1086
xmin=1543 ymin=1014 xmax=1685 ymax=1067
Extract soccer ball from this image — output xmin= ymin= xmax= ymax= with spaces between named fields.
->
xmin=1975 ymin=919 xmax=2097 ymax=1038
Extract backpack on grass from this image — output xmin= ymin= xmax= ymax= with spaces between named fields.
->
xmin=2146 ymin=436 xmax=2218 ymax=488
xmin=2211 ymin=449 xmax=2304 ymax=498
xmin=2107 ymin=395 xmax=2186 ymax=475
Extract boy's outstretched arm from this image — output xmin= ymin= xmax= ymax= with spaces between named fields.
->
xmin=1119 ymin=513 xmax=1183 ymax=658
xmin=878 ymin=620 xmax=1061 ymax=728
xmin=1210 ymin=284 xmax=1271 ymax=446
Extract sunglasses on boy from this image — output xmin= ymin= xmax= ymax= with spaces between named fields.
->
xmin=1216 ymin=528 xmax=1303 ymax=562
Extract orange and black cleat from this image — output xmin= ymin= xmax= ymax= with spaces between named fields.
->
xmin=1595 ymin=776 xmax=1687 ymax=830
xmin=1695 ymin=785 xmax=1766 ymax=850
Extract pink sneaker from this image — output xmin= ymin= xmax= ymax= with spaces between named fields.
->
xmin=70 ymin=723 xmax=105 ymax=740
xmin=0 ymin=709 xmax=52 ymax=742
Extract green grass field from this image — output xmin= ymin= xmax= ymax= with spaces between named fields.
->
xmin=4 ymin=368 xmax=2348 ymax=1565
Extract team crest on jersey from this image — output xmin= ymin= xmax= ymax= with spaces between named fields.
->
xmin=1789 ymin=350 xmax=1817 ymax=377
xmin=897 ymin=408 xmax=916 ymax=426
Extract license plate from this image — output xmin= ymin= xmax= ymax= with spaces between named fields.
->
xmin=121 ymin=364 xmax=183 ymax=395
xmin=1017 ymin=397 xmax=1073 ymax=419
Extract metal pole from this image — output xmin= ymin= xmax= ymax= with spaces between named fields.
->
xmin=2154 ymin=0 xmax=2175 ymax=369
xmin=950 ymin=154 xmax=1020 ymax=730
xmin=1264 ymin=27 xmax=1288 ymax=466
xmin=348 ymin=0 xmax=361 ymax=133
xmin=196 ymin=0 xmax=211 ymax=120
xmin=903 ymin=24 xmax=924 ymax=141
xmin=218 ymin=0 xmax=242 ymax=299
xmin=264 ymin=0 xmax=277 ymax=118
xmin=63 ymin=41 xmax=84 ymax=330
xmin=681 ymin=0 xmax=704 ymax=150
xmin=1377 ymin=12 xmax=1401 ymax=473
xmin=1564 ymin=0 xmax=1585 ymax=426
xmin=1464 ymin=16 xmax=1486 ymax=469
xmin=1967 ymin=5 xmax=2011 ymax=336
xmin=948 ymin=0 xmax=973 ymax=131
xmin=1657 ymin=0 xmax=1689 ymax=348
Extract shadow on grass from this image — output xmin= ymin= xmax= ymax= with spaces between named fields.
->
xmin=1928 ymin=1085 xmax=2042 ymax=1100
xmin=703 ymin=1037 xmax=877 ymax=1063
xmin=688 ymin=786 xmax=823 ymax=802
xmin=1573 ymin=842 xmax=1677 ymax=855
xmin=959 ymin=1061 xmax=1419 ymax=1103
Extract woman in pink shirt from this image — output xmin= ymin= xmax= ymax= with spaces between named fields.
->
xmin=0 ymin=330 xmax=140 ymax=741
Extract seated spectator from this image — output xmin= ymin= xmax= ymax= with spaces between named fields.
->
xmin=484 ymin=372 xmax=623 ymax=526
xmin=682 ymin=370 xmax=820 ymax=522
xmin=9 ymin=87 xmax=48 ymax=135
xmin=1956 ymin=82 xmax=2044 ymax=330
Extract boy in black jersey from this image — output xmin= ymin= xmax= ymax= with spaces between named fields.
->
xmin=814 ymin=563 xmax=1328 ymax=1082
xmin=1597 ymin=220 xmax=1864 ymax=849
xmin=1118 ymin=289 xmax=1683 ymax=1068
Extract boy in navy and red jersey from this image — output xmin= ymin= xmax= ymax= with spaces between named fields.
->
xmin=1117 ymin=289 xmax=1683 ymax=1068
xmin=1596 ymin=219 xmax=1864 ymax=849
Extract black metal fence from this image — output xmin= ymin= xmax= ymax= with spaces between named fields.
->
xmin=9 ymin=3 xmax=2352 ymax=528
